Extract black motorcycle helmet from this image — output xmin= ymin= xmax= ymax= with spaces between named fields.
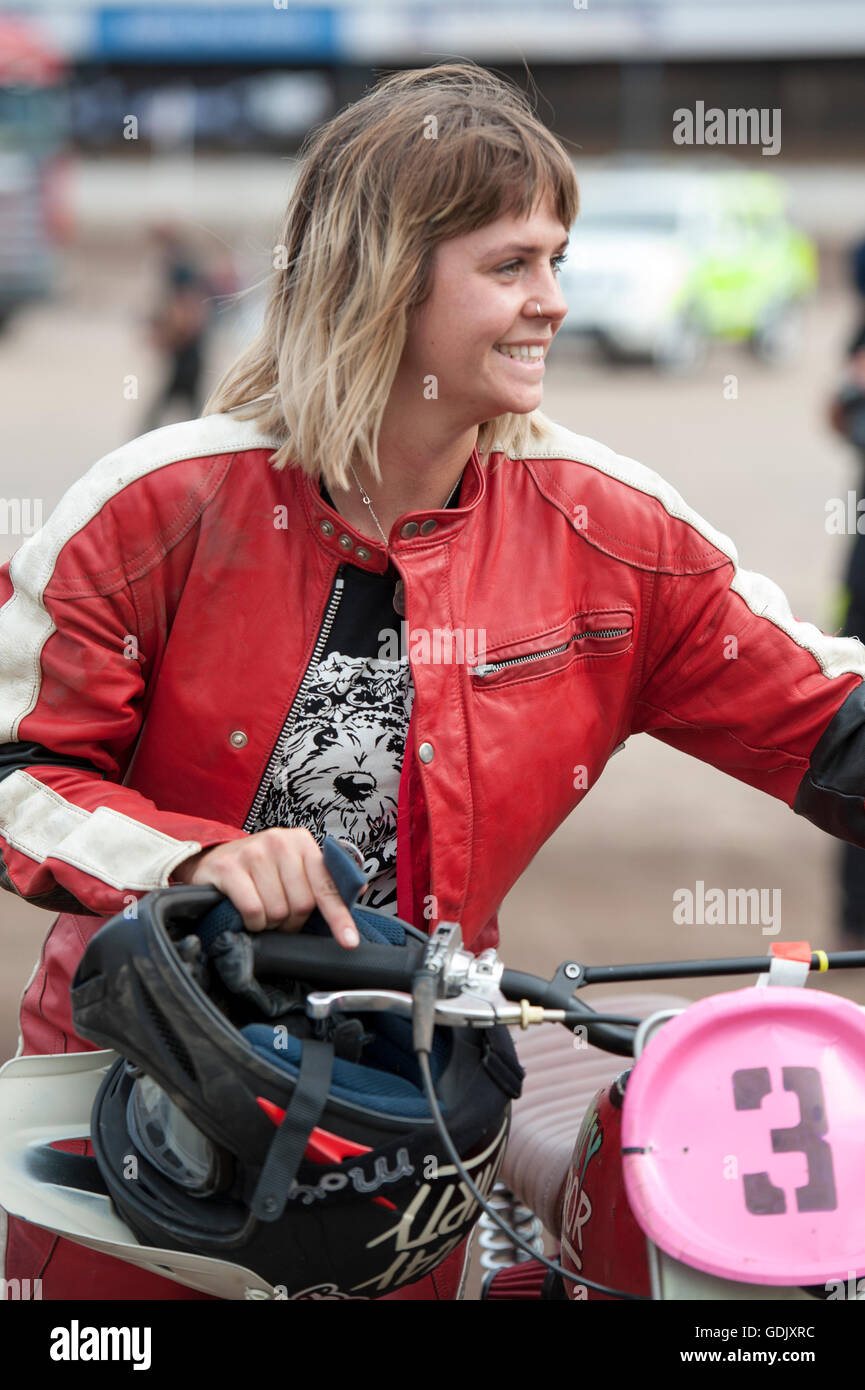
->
xmin=69 ymin=836 xmax=523 ymax=1299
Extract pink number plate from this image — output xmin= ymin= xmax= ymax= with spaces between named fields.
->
xmin=621 ymin=986 xmax=865 ymax=1285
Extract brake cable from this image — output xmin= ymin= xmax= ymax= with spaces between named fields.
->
xmin=411 ymin=971 xmax=650 ymax=1302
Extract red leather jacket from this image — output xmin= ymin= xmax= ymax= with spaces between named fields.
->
xmin=3 ymin=409 xmax=865 ymax=1061
xmin=4 ymin=409 xmax=865 ymax=1302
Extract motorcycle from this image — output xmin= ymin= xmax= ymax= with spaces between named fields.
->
xmin=2 ymin=835 xmax=865 ymax=1303
xmin=486 ymin=941 xmax=865 ymax=1301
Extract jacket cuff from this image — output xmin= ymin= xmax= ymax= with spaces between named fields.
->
xmin=794 ymin=681 xmax=865 ymax=843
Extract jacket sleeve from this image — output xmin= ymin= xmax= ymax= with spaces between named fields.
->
xmin=0 ymin=480 xmax=249 ymax=919
xmin=632 ymin=545 xmax=865 ymax=846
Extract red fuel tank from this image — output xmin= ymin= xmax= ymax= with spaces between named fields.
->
xmin=560 ymin=1070 xmax=651 ymax=1301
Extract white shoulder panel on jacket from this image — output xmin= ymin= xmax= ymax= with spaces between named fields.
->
xmin=516 ymin=414 xmax=865 ymax=683
xmin=516 ymin=414 xmax=739 ymax=565
xmin=8 ymin=410 xmax=281 ymax=599
xmin=0 ymin=413 xmax=284 ymax=741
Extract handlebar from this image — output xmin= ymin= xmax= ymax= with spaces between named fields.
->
xmin=186 ymin=890 xmax=865 ymax=1060
xmin=253 ymin=933 xmax=427 ymax=992
xmin=248 ymin=930 xmax=638 ymax=1055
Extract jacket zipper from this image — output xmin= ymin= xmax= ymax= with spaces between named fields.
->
xmin=470 ymin=625 xmax=630 ymax=678
xmin=243 ymin=569 xmax=346 ymax=831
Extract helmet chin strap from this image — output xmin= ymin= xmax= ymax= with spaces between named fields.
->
xmin=249 ymin=1039 xmax=335 ymax=1222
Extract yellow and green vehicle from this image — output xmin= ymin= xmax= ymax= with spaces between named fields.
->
xmin=558 ymin=162 xmax=818 ymax=371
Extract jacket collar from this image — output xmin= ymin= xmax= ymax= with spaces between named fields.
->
xmin=296 ymin=442 xmax=488 ymax=576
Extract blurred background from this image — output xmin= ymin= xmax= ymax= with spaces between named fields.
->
xmin=3 ymin=2 xmax=865 ymax=1137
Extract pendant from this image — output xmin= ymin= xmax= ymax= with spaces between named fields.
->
xmin=393 ymin=578 xmax=406 ymax=618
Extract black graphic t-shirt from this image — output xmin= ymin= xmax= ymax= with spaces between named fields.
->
xmin=247 ymin=475 xmax=462 ymax=914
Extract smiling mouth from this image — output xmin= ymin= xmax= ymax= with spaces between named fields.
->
xmin=493 ymin=343 xmax=547 ymax=364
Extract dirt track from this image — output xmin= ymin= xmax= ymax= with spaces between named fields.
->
xmin=2 ymin=235 xmax=865 ymax=1072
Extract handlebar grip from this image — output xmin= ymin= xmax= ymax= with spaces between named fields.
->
xmin=252 ymin=933 xmax=426 ymax=992
xmin=196 ymin=895 xmax=244 ymax=951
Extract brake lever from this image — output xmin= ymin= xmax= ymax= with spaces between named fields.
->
xmin=306 ymin=986 xmax=566 ymax=1029
xmin=306 ymin=989 xmax=414 ymax=1019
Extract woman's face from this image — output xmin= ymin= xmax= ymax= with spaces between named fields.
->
xmin=399 ymin=190 xmax=570 ymax=429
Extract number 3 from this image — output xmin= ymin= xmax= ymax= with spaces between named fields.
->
xmin=731 ymin=1066 xmax=837 ymax=1215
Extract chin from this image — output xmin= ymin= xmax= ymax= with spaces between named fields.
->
xmin=495 ymin=394 xmax=544 ymax=418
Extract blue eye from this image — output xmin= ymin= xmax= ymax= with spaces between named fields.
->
xmin=498 ymin=253 xmax=568 ymax=275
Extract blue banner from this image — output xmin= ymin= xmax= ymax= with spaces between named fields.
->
xmin=95 ymin=7 xmax=338 ymax=61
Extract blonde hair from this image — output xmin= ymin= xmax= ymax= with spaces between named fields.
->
xmin=203 ymin=60 xmax=579 ymax=489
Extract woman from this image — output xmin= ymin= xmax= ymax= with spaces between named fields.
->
xmin=2 ymin=60 xmax=865 ymax=1301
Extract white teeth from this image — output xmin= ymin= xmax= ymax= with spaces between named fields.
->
xmin=494 ymin=344 xmax=546 ymax=361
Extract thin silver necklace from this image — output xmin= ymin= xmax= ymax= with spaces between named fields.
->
xmin=348 ymin=462 xmax=462 ymax=618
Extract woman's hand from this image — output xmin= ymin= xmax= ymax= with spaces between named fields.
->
xmin=171 ymin=827 xmax=359 ymax=948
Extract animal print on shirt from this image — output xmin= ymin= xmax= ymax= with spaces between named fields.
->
xmin=250 ymin=651 xmax=413 ymax=911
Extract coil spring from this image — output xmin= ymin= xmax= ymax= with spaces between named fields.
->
xmin=476 ymin=1181 xmax=545 ymax=1270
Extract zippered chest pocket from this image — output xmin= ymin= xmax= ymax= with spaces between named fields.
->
xmin=470 ymin=609 xmax=634 ymax=690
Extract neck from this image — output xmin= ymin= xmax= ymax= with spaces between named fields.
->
xmin=329 ymin=423 xmax=478 ymax=543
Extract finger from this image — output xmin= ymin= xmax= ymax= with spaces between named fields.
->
xmin=256 ymin=836 xmax=317 ymax=933
xmin=271 ymin=867 xmax=317 ymax=935
xmin=245 ymin=851 xmax=294 ymax=929
xmin=209 ymin=871 xmax=272 ymax=933
xmin=301 ymin=846 xmax=359 ymax=949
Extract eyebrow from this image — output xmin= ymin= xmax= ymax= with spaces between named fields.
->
xmin=485 ymin=238 xmax=570 ymax=258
